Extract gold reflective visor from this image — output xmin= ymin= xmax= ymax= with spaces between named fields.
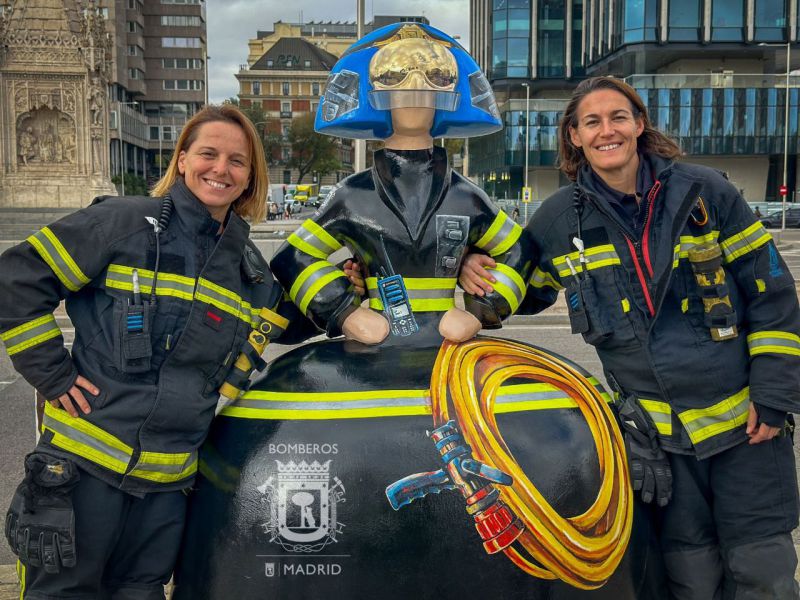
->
xmin=369 ymin=37 xmax=458 ymax=92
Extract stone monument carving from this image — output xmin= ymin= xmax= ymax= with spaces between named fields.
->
xmin=0 ymin=0 xmax=116 ymax=207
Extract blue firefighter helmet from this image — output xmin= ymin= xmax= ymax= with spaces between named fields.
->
xmin=315 ymin=22 xmax=501 ymax=140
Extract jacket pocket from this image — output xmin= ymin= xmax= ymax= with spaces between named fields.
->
xmin=112 ymin=298 xmax=155 ymax=374
xmin=202 ymin=313 xmax=252 ymax=396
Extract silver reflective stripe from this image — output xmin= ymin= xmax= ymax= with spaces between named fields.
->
xmin=481 ymin=215 xmax=517 ymax=256
xmin=106 ymin=268 xmax=195 ymax=297
xmin=367 ymin=287 xmax=455 ymax=300
xmin=28 ymin=228 xmax=88 ymax=291
xmin=42 ymin=414 xmax=131 ymax=472
xmin=747 ymin=332 xmax=800 ymax=356
xmin=488 ymin=266 xmax=525 ymax=306
xmin=134 ymin=454 xmax=197 ymax=475
xmin=234 ymin=395 xmax=426 ymax=411
xmin=1 ymin=314 xmax=61 ymax=356
xmin=639 ymin=399 xmax=673 ymax=436
xmin=530 ymin=266 xmax=562 ymax=290
xmin=294 ymin=264 xmax=340 ymax=305
xmin=678 ymin=387 xmax=750 ymax=445
xmin=196 ymin=281 xmax=240 ymax=313
xmin=720 ymin=223 xmax=770 ymax=262
xmin=290 ymin=223 xmax=338 ymax=258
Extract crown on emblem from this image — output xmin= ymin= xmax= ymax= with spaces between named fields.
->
xmin=276 ymin=460 xmax=331 ymax=483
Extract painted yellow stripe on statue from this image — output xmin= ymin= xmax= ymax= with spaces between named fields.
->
xmin=302 ymin=219 xmax=342 ymax=253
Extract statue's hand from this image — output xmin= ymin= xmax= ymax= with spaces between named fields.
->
xmin=439 ymin=308 xmax=482 ymax=343
xmin=342 ymin=307 xmax=389 ymax=345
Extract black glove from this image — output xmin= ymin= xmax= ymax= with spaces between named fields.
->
xmin=5 ymin=452 xmax=80 ymax=573
xmin=615 ymin=393 xmax=673 ymax=507
xmin=624 ymin=430 xmax=673 ymax=507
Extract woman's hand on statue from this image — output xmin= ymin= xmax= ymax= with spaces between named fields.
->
xmin=342 ymin=306 xmax=389 ymax=345
xmin=439 ymin=308 xmax=482 ymax=343
xmin=459 ymin=254 xmax=497 ymax=297
xmin=343 ymin=259 xmax=366 ymax=297
xmin=52 ymin=375 xmax=98 ymax=417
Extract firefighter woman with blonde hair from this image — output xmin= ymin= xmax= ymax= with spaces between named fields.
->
xmin=0 ymin=104 xmax=314 ymax=598
xmin=460 ymin=76 xmax=800 ymax=598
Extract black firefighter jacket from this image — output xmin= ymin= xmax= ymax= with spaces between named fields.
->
xmin=521 ymin=155 xmax=800 ymax=459
xmin=270 ymin=147 xmax=533 ymax=336
xmin=0 ymin=180 xmax=308 ymax=494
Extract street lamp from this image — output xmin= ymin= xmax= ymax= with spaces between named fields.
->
xmin=760 ymin=41 xmax=793 ymax=231
xmin=117 ymin=101 xmax=138 ymax=196
xmin=521 ymin=82 xmax=530 ymax=223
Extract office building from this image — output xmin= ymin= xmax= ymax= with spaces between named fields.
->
xmin=469 ymin=0 xmax=799 ymax=202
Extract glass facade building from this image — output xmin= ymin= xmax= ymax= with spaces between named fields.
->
xmin=469 ymin=0 xmax=800 ymax=201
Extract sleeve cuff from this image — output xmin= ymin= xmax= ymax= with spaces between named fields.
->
xmin=755 ymin=403 xmax=788 ymax=428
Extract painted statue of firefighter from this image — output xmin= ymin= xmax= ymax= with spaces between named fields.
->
xmin=173 ymin=23 xmax=665 ymax=599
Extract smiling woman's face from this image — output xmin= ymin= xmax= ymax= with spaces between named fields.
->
xmin=568 ymin=89 xmax=644 ymax=188
xmin=178 ymin=120 xmax=251 ymax=221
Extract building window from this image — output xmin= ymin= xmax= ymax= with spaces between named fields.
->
xmin=283 ymin=82 xmax=290 ymax=95
xmin=160 ymin=0 xmax=201 ymax=4
xmin=304 ymin=59 xmax=312 ymax=68
xmin=283 ymin=170 xmax=291 ymax=184
xmin=128 ymin=68 xmax=144 ymax=80
xmin=668 ymin=0 xmax=702 ymax=41
xmin=252 ymin=81 xmax=261 ymax=95
xmin=312 ymin=82 xmax=320 ymax=96
xmin=127 ymin=21 xmax=139 ymax=33
xmin=491 ymin=0 xmax=531 ymax=79
xmin=161 ymin=15 xmax=203 ymax=27
xmin=286 ymin=59 xmax=293 ymax=68
xmin=150 ymin=126 xmax=159 ymax=140
xmin=127 ymin=45 xmax=139 ymax=56
xmin=538 ymin=0 xmax=564 ymax=78
xmin=311 ymin=101 xmax=318 ymax=113
xmin=711 ymin=0 xmax=745 ymax=41
xmin=162 ymin=37 xmax=202 ymax=48
xmin=281 ymin=101 xmax=290 ymax=112
xmin=267 ymin=59 xmax=274 ymax=67
xmin=754 ymin=0 xmax=786 ymax=41
xmin=163 ymin=80 xmax=204 ymax=90
xmin=282 ymin=147 xmax=291 ymax=162
xmin=282 ymin=124 xmax=290 ymax=138
xmin=623 ymin=0 xmax=659 ymax=43
xmin=162 ymin=58 xmax=203 ymax=69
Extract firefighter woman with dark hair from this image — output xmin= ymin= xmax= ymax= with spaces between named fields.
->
xmin=0 ymin=104 xmax=315 ymax=598
xmin=461 ymin=76 xmax=800 ymax=598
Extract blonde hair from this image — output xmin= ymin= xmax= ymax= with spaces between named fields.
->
xmin=151 ymin=104 xmax=268 ymax=222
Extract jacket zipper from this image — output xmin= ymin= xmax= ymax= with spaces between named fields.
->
xmin=622 ymin=180 xmax=661 ymax=317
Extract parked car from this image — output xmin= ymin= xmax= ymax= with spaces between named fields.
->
xmin=284 ymin=195 xmax=302 ymax=215
xmin=761 ymin=207 xmax=800 ymax=228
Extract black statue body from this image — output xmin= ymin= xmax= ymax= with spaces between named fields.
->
xmin=173 ymin=149 xmax=666 ymax=599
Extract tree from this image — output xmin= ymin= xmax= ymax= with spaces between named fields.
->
xmin=225 ymin=99 xmax=283 ymax=164
xmin=287 ymin=113 xmax=341 ymax=183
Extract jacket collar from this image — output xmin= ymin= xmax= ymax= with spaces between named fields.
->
xmin=371 ymin=146 xmax=451 ymax=242
xmin=167 ymin=177 xmax=251 ymax=264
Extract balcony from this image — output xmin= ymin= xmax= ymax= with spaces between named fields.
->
xmin=280 ymin=111 xmax=292 ymax=119
xmin=625 ymin=73 xmax=800 ymax=89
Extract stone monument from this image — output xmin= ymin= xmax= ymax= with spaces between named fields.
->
xmin=0 ymin=0 xmax=116 ymax=208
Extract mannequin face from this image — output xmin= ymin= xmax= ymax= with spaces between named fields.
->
xmin=386 ymin=107 xmax=435 ymax=147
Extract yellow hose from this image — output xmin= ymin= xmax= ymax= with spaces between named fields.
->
xmin=430 ymin=338 xmax=632 ymax=589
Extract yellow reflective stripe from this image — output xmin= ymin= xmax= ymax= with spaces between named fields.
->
xmin=552 ymin=244 xmax=620 ymax=278
xmin=222 ymin=381 xmax=612 ymax=420
xmin=195 ymin=278 xmax=254 ymax=324
xmin=17 ymin=559 xmax=25 ymax=599
xmin=638 ymin=398 xmax=673 ymax=436
xmin=747 ymin=331 xmax=800 ymax=357
xmin=529 ymin=266 xmax=562 ymax=291
xmin=368 ymin=297 xmax=456 ymax=312
xmin=105 ymin=265 xmax=196 ymax=300
xmin=720 ymin=222 xmax=771 ymax=262
xmin=485 ymin=263 xmax=526 ymax=312
xmin=289 ymin=262 xmax=346 ymax=315
xmin=304 ymin=219 xmax=342 ymax=252
xmin=44 ymin=402 xmax=133 ymax=455
xmin=27 ymin=227 xmax=90 ymax=292
xmin=365 ymin=277 xmax=458 ymax=291
xmin=128 ymin=451 xmax=198 ymax=483
xmin=674 ymin=232 xmax=721 ymax=267
xmin=756 ymin=279 xmax=766 ymax=293
xmin=1 ymin=314 xmax=62 ymax=356
xmin=621 ymin=298 xmax=630 ymax=313
xmin=681 ymin=298 xmax=689 ymax=313
xmin=678 ymin=387 xmax=750 ymax=444
xmin=475 ymin=211 xmax=522 ymax=257
xmin=287 ymin=233 xmax=329 ymax=260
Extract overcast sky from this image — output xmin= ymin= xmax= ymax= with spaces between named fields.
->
xmin=206 ymin=0 xmax=470 ymax=104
